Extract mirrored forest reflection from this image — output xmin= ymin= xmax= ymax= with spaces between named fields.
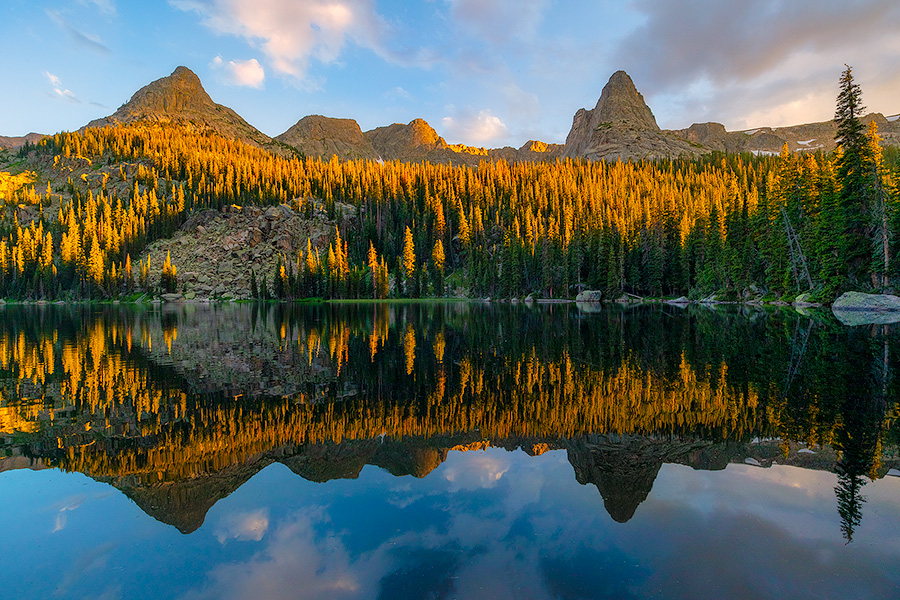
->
xmin=0 ymin=302 xmax=897 ymax=540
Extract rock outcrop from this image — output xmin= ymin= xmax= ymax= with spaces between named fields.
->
xmin=833 ymin=292 xmax=900 ymax=311
xmin=672 ymin=112 xmax=900 ymax=156
xmin=84 ymin=66 xmax=285 ymax=155
xmin=575 ymin=290 xmax=602 ymax=302
xmin=363 ymin=118 xmax=559 ymax=165
xmin=140 ymin=199 xmax=346 ymax=301
xmin=275 ymin=115 xmax=379 ymax=161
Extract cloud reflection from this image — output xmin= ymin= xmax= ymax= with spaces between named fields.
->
xmin=215 ymin=509 xmax=270 ymax=543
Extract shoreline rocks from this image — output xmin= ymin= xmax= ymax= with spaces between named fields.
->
xmin=832 ymin=292 xmax=900 ymax=326
xmin=575 ymin=290 xmax=603 ymax=303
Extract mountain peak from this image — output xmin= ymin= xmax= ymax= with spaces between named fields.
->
xmin=83 ymin=66 xmax=282 ymax=153
xmin=274 ymin=115 xmax=379 ymax=161
xmin=171 ymin=65 xmax=199 ymax=79
xmin=365 ymin=118 xmax=448 ymax=161
xmin=594 ymin=70 xmax=659 ymax=131
xmin=115 ymin=65 xmax=213 ymax=119
xmin=562 ymin=69 xmax=701 ymax=161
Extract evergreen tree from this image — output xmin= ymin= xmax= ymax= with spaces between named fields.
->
xmin=431 ymin=239 xmax=445 ymax=296
xmin=834 ymin=65 xmax=872 ymax=285
xmin=161 ymin=251 xmax=177 ymax=293
xmin=401 ymin=226 xmax=416 ymax=295
xmin=250 ymin=269 xmax=259 ymax=299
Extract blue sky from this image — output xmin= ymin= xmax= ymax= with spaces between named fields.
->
xmin=2 ymin=0 xmax=899 ymax=146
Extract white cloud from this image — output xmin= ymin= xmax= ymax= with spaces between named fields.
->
xmin=211 ymin=56 xmax=266 ymax=88
xmin=441 ymin=107 xmax=509 ymax=145
xmin=189 ymin=510 xmax=387 ymax=600
xmin=44 ymin=71 xmax=81 ymax=104
xmin=171 ymin=0 xmax=393 ymax=82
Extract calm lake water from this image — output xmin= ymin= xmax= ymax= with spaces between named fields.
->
xmin=0 ymin=302 xmax=898 ymax=600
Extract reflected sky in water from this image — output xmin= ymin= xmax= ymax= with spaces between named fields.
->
xmin=3 ymin=447 xmax=899 ymax=600
xmin=0 ymin=302 xmax=899 ymax=599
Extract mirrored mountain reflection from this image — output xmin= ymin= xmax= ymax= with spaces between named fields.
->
xmin=0 ymin=302 xmax=897 ymax=538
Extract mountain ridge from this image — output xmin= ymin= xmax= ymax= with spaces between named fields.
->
xmin=6 ymin=65 xmax=899 ymax=162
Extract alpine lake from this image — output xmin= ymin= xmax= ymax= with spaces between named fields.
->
xmin=1 ymin=301 xmax=898 ymax=600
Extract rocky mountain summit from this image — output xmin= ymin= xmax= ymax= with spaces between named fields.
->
xmin=366 ymin=118 xmax=448 ymax=162
xmin=275 ymin=114 xmax=379 ymax=161
xmin=84 ymin=66 xmax=286 ymax=155
xmin=563 ymin=70 xmax=703 ymax=161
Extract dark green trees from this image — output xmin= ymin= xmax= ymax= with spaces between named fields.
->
xmin=832 ymin=65 xmax=896 ymax=291
xmin=834 ymin=65 xmax=873 ymax=286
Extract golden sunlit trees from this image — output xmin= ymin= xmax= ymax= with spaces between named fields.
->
xmin=160 ymin=251 xmax=177 ymax=293
xmin=401 ymin=225 xmax=416 ymax=294
xmin=8 ymin=107 xmax=895 ymax=302
xmin=431 ymin=239 xmax=445 ymax=294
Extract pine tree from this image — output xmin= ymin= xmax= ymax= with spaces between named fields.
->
xmin=834 ymin=65 xmax=871 ymax=285
xmin=367 ymin=241 xmax=380 ymax=299
xmin=161 ymin=251 xmax=177 ymax=293
xmin=88 ymin=235 xmax=105 ymax=289
xmin=431 ymin=239 xmax=445 ymax=296
xmin=401 ymin=226 xmax=416 ymax=289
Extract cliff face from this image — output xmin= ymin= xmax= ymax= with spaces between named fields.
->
xmin=673 ymin=112 xmax=900 ymax=155
xmin=361 ymin=119 xmax=564 ymax=165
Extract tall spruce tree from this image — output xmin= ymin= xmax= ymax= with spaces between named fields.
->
xmin=833 ymin=65 xmax=872 ymax=285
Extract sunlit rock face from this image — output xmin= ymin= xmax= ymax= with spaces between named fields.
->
xmin=366 ymin=118 xmax=448 ymax=161
xmin=563 ymin=71 xmax=702 ymax=162
xmin=275 ymin=115 xmax=380 ymax=161
xmin=363 ymin=118 xmax=563 ymax=165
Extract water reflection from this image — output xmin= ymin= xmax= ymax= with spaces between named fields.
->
xmin=0 ymin=302 xmax=897 ymax=543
